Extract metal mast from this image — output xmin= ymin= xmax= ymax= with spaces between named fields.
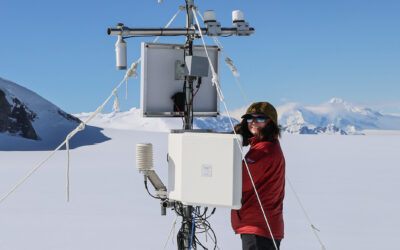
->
xmin=107 ymin=1 xmax=254 ymax=249
xmin=183 ymin=0 xmax=195 ymax=130
xmin=181 ymin=1 xmax=195 ymax=249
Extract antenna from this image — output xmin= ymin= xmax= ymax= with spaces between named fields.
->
xmin=107 ymin=1 xmax=254 ymax=249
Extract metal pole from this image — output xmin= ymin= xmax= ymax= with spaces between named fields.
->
xmin=183 ymin=0 xmax=194 ymax=131
xmin=181 ymin=3 xmax=195 ymax=250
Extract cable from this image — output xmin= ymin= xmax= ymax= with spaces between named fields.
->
xmin=194 ymin=207 xmax=218 ymax=249
xmin=189 ymin=206 xmax=198 ymax=250
xmin=174 ymin=104 xmax=185 ymax=123
xmin=199 ymin=207 xmax=208 ymax=218
xmin=153 ymin=8 xmax=183 ymax=43
xmin=204 ymin=207 xmax=216 ymax=220
xmin=287 ymin=177 xmax=326 ymax=250
xmin=189 ymin=84 xmax=200 ymax=105
xmin=144 ymin=179 xmax=161 ymax=200
xmin=191 ymin=9 xmax=224 ymax=102
xmin=172 ymin=203 xmax=218 ymax=250
xmin=177 ymin=207 xmax=195 ymax=250
xmin=173 ymin=202 xmax=184 ymax=217
xmin=0 ymin=74 xmax=124 ymax=204
xmin=66 ymin=139 xmax=70 ymax=202
xmin=163 ymin=213 xmax=179 ymax=250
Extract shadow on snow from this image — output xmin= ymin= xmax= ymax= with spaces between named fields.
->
xmin=0 ymin=125 xmax=111 ymax=151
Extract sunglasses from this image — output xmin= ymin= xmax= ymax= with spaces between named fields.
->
xmin=247 ymin=117 xmax=268 ymax=123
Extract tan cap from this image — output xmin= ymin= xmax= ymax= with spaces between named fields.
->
xmin=241 ymin=102 xmax=278 ymax=125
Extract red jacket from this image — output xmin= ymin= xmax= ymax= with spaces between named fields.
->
xmin=231 ymin=137 xmax=285 ymax=239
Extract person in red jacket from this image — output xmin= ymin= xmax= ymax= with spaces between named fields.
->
xmin=231 ymin=102 xmax=285 ymax=250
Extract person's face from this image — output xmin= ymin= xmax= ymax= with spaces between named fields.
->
xmin=247 ymin=115 xmax=270 ymax=136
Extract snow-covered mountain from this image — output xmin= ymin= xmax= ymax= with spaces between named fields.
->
xmin=2 ymin=76 xmax=400 ymax=150
xmin=0 ymin=77 xmax=82 ymax=139
xmin=74 ymin=108 xmax=238 ymax=133
xmin=277 ymin=98 xmax=400 ymax=134
xmin=0 ymin=77 xmax=109 ymax=150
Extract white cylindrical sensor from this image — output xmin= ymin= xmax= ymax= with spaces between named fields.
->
xmin=232 ymin=10 xmax=244 ymax=23
xmin=115 ymin=35 xmax=127 ymax=70
xmin=136 ymin=143 xmax=153 ymax=170
xmin=204 ymin=10 xmax=216 ymax=22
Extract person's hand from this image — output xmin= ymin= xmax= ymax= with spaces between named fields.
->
xmin=234 ymin=123 xmax=243 ymax=134
xmin=233 ymin=121 xmax=251 ymax=146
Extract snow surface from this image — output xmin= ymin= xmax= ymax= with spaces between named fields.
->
xmin=2 ymin=77 xmax=400 ymax=249
xmin=1 ymin=127 xmax=400 ymax=249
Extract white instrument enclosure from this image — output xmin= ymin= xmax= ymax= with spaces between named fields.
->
xmin=167 ymin=132 xmax=242 ymax=209
xmin=140 ymin=42 xmax=220 ymax=117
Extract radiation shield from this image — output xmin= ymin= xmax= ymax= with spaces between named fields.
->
xmin=140 ymin=42 xmax=220 ymax=117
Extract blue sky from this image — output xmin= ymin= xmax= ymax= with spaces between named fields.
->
xmin=1 ymin=0 xmax=399 ymax=114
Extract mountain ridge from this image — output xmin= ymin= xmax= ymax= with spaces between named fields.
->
xmin=0 ymin=77 xmax=109 ymax=150
xmin=0 ymin=77 xmax=81 ymax=140
xmin=277 ymin=98 xmax=400 ymax=134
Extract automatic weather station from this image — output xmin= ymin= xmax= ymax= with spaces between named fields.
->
xmin=108 ymin=1 xmax=254 ymax=249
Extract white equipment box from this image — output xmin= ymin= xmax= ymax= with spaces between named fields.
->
xmin=167 ymin=132 xmax=242 ymax=209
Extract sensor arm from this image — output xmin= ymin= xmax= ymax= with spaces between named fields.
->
xmin=142 ymin=170 xmax=167 ymax=199
xmin=107 ymin=27 xmax=254 ymax=37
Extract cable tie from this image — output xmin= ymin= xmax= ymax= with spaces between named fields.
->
xmin=125 ymin=61 xmax=139 ymax=79
xmin=211 ymin=74 xmax=218 ymax=86
xmin=311 ymin=224 xmax=321 ymax=232
xmin=66 ymin=133 xmax=73 ymax=140
xmin=113 ymin=93 xmax=121 ymax=112
xmin=225 ymin=57 xmax=240 ymax=77
xmin=78 ymin=122 xmax=85 ymax=131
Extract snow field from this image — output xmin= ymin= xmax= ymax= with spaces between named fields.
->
xmin=281 ymin=135 xmax=400 ymax=249
xmin=1 ymin=130 xmax=400 ymax=249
